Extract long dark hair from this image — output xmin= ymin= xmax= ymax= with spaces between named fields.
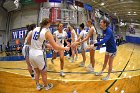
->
xmin=79 ymin=23 xmax=85 ymax=30
xmin=25 ymin=24 xmax=36 ymax=38
xmin=36 ymin=18 xmax=50 ymax=40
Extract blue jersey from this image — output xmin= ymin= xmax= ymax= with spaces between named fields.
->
xmin=67 ymin=31 xmax=71 ymax=42
xmin=96 ymin=27 xmax=117 ymax=53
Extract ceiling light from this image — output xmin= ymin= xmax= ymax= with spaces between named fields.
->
xmin=127 ymin=14 xmax=137 ymax=15
xmin=134 ymin=12 xmax=136 ymax=13
xmin=114 ymin=13 xmax=116 ymax=15
xmin=128 ymin=12 xmax=130 ymax=13
xmin=101 ymin=2 xmax=105 ymax=6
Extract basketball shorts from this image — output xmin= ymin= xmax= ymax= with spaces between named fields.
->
xmin=105 ymin=51 xmax=117 ymax=57
xmin=29 ymin=49 xmax=46 ymax=71
xmin=90 ymin=40 xmax=97 ymax=50
xmin=22 ymin=45 xmax=30 ymax=58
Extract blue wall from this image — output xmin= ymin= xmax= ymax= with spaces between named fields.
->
xmin=126 ymin=36 xmax=140 ymax=44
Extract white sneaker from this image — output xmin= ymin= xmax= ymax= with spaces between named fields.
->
xmin=87 ymin=64 xmax=92 ymax=68
xmin=66 ymin=54 xmax=70 ymax=59
xmin=95 ymin=72 xmax=103 ymax=76
xmin=32 ymin=76 xmax=35 ymax=80
xmin=87 ymin=67 xmax=94 ymax=72
xmin=36 ymin=84 xmax=43 ymax=91
xmin=44 ymin=83 xmax=53 ymax=90
xmin=70 ymin=58 xmax=74 ymax=63
xmin=79 ymin=62 xmax=85 ymax=67
xmin=60 ymin=71 xmax=65 ymax=77
xmin=101 ymin=76 xmax=110 ymax=81
xmin=51 ymin=59 xmax=54 ymax=64
xmin=75 ymin=56 xmax=78 ymax=61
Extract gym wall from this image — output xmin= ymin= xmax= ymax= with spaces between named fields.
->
xmin=0 ymin=7 xmax=7 ymax=30
xmin=10 ymin=4 xmax=39 ymax=30
xmin=0 ymin=7 xmax=7 ymax=45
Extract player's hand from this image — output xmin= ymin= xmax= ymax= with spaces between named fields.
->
xmin=66 ymin=42 xmax=71 ymax=47
xmin=71 ymin=42 xmax=79 ymax=47
xmin=65 ymin=47 xmax=70 ymax=51
xmin=87 ymin=45 xmax=94 ymax=50
xmin=87 ymin=45 xmax=92 ymax=50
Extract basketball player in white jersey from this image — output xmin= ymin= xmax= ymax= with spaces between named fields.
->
xmin=72 ymin=20 xmax=97 ymax=72
xmin=68 ymin=24 xmax=78 ymax=63
xmin=51 ymin=23 xmax=68 ymax=77
xmin=22 ymin=24 xmax=36 ymax=79
xmin=75 ymin=23 xmax=88 ymax=67
xmin=28 ymin=18 xmax=69 ymax=91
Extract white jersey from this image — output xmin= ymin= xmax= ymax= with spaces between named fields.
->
xmin=53 ymin=30 xmax=67 ymax=46
xmin=89 ymin=26 xmax=97 ymax=44
xmin=22 ymin=30 xmax=32 ymax=58
xmin=79 ymin=30 xmax=88 ymax=51
xmin=31 ymin=27 xmax=49 ymax=50
xmin=80 ymin=30 xmax=88 ymax=45
xmin=24 ymin=30 xmax=32 ymax=45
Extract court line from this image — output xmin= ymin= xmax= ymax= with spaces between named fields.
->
xmin=105 ymin=44 xmax=135 ymax=93
xmin=0 ymin=69 xmax=140 ymax=82
xmin=0 ymin=67 xmax=140 ymax=74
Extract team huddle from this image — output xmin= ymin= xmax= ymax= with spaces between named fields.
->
xmin=22 ymin=18 xmax=117 ymax=91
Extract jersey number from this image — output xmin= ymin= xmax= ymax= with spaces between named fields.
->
xmin=33 ymin=31 xmax=39 ymax=40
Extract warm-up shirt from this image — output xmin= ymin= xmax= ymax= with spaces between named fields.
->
xmin=96 ymin=27 xmax=117 ymax=53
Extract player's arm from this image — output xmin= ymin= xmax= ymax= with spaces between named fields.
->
xmin=71 ymin=31 xmax=75 ymax=42
xmin=94 ymin=30 xmax=111 ymax=46
xmin=27 ymin=31 xmax=32 ymax=45
xmin=53 ymin=32 xmax=56 ymax=41
xmin=72 ymin=28 xmax=93 ymax=47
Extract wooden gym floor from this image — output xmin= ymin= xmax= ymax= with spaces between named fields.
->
xmin=0 ymin=43 xmax=140 ymax=93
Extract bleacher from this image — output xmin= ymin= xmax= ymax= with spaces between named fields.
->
xmin=5 ymin=39 xmax=24 ymax=56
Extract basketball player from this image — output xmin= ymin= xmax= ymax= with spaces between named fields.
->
xmin=75 ymin=23 xmax=88 ymax=67
xmin=22 ymin=24 xmax=36 ymax=79
xmin=72 ymin=20 xmax=97 ymax=72
xmin=95 ymin=19 xmax=117 ymax=80
xmin=28 ymin=18 xmax=69 ymax=90
xmin=68 ymin=24 xmax=78 ymax=63
xmin=51 ymin=23 xmax=68 ymax=77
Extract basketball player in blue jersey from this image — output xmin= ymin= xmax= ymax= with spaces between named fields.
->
xmin=95 ymin=19 xmax=117 ymax=80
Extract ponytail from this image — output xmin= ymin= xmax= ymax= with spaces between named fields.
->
xmin=36 ymin=18 xmax=50 ymax=40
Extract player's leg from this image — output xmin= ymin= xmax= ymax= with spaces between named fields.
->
xmin=59 ymin=50 xmax=65 ymax=77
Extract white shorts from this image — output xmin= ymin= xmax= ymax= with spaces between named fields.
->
xmin=90 ymin=40 xmax=97 ymax=50
xmin=29 ymin=49 xmax=46 ymax=71
xmin=80 ymin=43 xmax=87 ymax=51
xmin=22 ymin=45 xmax=30 ymax=58
xmin=105 ymin=52 xmax=116 ymax=57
